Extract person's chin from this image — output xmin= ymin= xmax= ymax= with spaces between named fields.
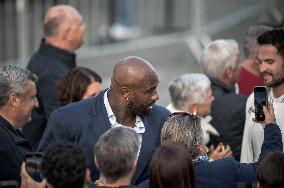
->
xmin=264 ymin=80 xmax=273 ymax=87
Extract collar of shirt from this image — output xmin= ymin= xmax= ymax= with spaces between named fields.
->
xmin=103 ymin=90 xmax=145 ymax=134
xmin=268 ymin=89 xmax=284 ymax=103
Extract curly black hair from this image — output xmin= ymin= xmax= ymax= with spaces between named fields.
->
xmin=41 ymin=142 xmax=88 ymax=188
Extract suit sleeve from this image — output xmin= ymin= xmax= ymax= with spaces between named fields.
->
xmin=236 ymin=123 xmax=282 ymax=182
xmin=37 ymin=109 xmax=70 ymax=152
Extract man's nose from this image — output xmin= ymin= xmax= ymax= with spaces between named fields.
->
xmin=259 ymin=62 xmax=267 ymax=73
xmin=152 ymin=92 xmax=159 ymax=101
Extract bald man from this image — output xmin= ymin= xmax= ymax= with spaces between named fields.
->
xmin=23 ymin=5 xmax=86 ymax=149
xmin=38 ymin=56 xmax=170 ymax=187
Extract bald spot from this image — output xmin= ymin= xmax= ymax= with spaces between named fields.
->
xmin=44 ymin=5 xmax=82 ymax=37
xmin=112 ymin=56 xmax=158 ymax=88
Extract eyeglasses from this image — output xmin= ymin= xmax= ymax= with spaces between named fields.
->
xmin=169 ymin=112 xmax=200 ymax=120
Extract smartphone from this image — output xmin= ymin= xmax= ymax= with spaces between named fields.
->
xmin=24 ymin=152 xmax=43 ymax=182
xmin=254 ymin=86 xmax=268 ymax=122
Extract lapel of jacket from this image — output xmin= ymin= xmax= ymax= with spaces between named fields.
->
xmin=91 ymin=89 xmax=112 ymax=139
xmin=132 ymin=115 xmax=158 ymax=183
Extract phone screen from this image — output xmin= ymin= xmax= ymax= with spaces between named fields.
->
xmin=254 ymin=86 xmax=267 ymax=122
xmin=25 ymin=152 xmax=43 ymax=182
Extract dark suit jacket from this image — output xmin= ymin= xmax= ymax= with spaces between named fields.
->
xmin=195 ymin=123 xmax=282 ymax=188
xmin=38 ymin=90 xmax=170 ymax=186
xmin=209 ymin=78 xmax=247 ymax=161
xmin=0 ymin=116 xmax=32 ymax=182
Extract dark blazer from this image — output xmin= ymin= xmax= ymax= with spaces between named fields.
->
xmin=209 ymin=78 xmax=247 ymax=161
xmin=38 ymin=90 xmax=170 ymax=186
xmin=0 ymin=116 xmax=32 ymax=182
xmin=195 ymin=123 xmax=282 ymax=188
xmin=23 ymin=39 xmax=76 ymax=149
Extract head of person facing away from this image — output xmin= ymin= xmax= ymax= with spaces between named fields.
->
xmin=257 ymin=152 xmax=284 ymax=188
xmin=242 ymin=25 xmax=273 ymax=76
xmin=41 ymin=142 xmax=89 ymax=188
xmin=56 ymin=66 xmax=102 ymax=106
xmin=94 ymin=126 xmax=140 ymax=187
xmin=256 ymin=28 xmax=284 ymax=92
xmin=150 ymin=142 xmax=196 ymax=188
xmin=43 ymin=5 xmax=86 ymax=52
xmin=200 ymin=39 xmax=240 ymax=87
xmin=161 ymin=112 xmax=206 ymax=159
xmin=0 ymin=64 xmax=38 ymax=129
xmin=243 ymin=25 xmax=273 ymax=60
xmin=168 ymin=73 xmax=213 ymax=117
xmin=107 ymin=56 xmax=159 ymax=122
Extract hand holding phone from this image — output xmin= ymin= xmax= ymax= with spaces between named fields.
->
xmin=24 ymin=152 xmax=43 ymax=182
xmin=20 ymin=162 xmax=47 ymax=188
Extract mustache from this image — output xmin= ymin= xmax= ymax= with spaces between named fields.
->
xmin=261 ymin=72 xmax=273 ymax=77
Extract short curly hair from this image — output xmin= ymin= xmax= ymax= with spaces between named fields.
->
xmin=41 ymin=142 xmax=88 ymax=188
xmin=161 ymin=113 xmax=203 ymax=159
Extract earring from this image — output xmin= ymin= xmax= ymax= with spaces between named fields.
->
xmin=126 ymin=98 xmax=128 ymax=101
xmin=193 ymin=109 xmax=197 ymax=115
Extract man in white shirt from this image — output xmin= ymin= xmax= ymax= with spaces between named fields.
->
xmin=241 ymin=28 xmax=284 ymax=163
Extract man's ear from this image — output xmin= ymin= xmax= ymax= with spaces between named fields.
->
xmin=224 ymin=67 xmax=233 ymax=80
xmin=85 ymin=168 xmax=91 ymax=183
xmin=8 ymin=93 xmax=21 ymax=107
xmin=94 ymin=157 xmax=99 ymax=169
xmin=188 ymin=102 xmax=197 ymax=115
xmin=121 ymin=87 xmax=131 ymax=100
xmin=131 ymin=160 xmax=138 ymax=171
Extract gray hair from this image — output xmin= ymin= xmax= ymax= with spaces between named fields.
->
xmin=161 ymin=113 xmax=203 ymax=159
xmin=200 ymin=39 xmax=239 ymax=81
xmin=94 ymin=127 xmax=140 ymax=183
xmin=0 ymin=64 xmax=37 ymax=107
xmin=169 ymin=73 xmax=211 ymax=111
xmin=243 ymin=25 xmax=272 ymax=58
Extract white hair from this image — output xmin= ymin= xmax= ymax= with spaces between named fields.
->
xmin=200 ymin=39 xmax=239 ymax=81
xmin=168 ymin=73 xmax=211 ymax=111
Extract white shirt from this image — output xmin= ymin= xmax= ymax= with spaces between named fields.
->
xmin=103 ymin=91 xmax=145 ymax=144
xmin=240 ymin=89 xmax=284 ymax=163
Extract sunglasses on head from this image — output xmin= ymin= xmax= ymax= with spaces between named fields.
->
xmin=169 ymin=112 xmax=199 ymax=120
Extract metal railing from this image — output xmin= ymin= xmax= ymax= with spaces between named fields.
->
xmin=0 ymin=0 xmax=283 ymax=65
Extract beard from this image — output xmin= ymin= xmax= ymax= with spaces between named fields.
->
xmin=263 ymin=72 xmax=284 ymax=88
xmin=126 ymin=100 xmax=151 ymax=117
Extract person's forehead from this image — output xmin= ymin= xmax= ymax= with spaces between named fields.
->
xmin=257 ymin=44 xmax=278 ymax=55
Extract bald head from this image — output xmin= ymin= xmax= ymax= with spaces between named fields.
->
xmin=111 ymin=56 xmax=157 ymax=88
xmin=44 ymin=5 xmax=83 ymax=38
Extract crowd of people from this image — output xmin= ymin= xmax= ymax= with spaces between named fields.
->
xmin=0 ymin=4 xmax=284 ymax=188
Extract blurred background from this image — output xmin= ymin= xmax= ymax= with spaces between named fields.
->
xmin=0 ymin=0 xmax=284 ymax=106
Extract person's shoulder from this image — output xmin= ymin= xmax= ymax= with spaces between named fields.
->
xmin=199 ymin=157 xmax=237 ymax=170
xmin=151 ymin=104 xmax=171 ymax=116
xmin=53 ymin=96 xmax=99 ymax=116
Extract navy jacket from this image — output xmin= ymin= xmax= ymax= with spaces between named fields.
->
xmin=38 ymin=90 xmax=170 ymax=186
xmin=0 ymin=116 xmax=32 ymax=182
xmin=195 ymin=123 xmax=282 ymax=188
xmin=23 ymin=39 xmax=76 ymax=149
